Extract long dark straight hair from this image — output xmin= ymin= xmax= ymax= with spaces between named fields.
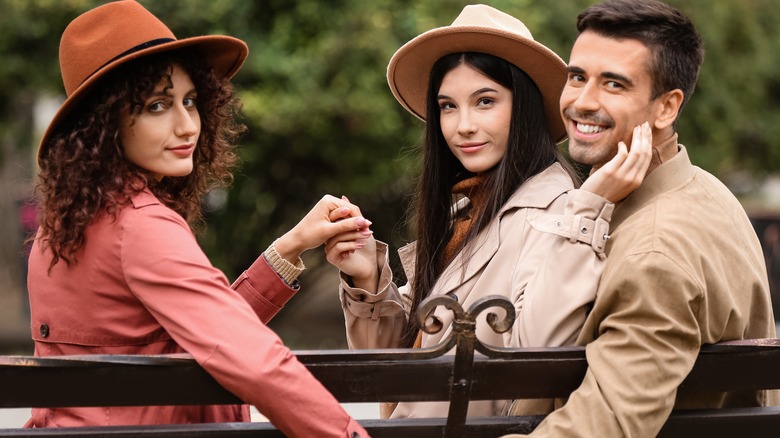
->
xmin=401 ymin=52 xmax=577 ymax=347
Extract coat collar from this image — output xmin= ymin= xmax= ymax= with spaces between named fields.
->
xmin=130 ymin=189 xmax=161 ymax=209
xmin=399 ymin=162 xmax=573 ymax=295
xmin=610 ymin=138 xmax=694 ymax=231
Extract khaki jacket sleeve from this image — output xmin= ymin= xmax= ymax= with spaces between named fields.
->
xmin=509 ymin=189 xmax=613 ymax=348
xmin=340 ymin=241 xmax=407 ymax=349
xmin=506 ymin=252 xmax=702 ymax=438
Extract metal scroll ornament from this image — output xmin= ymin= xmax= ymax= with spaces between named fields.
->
xmin=416 ymin=294 xmax=517 ymax=357
xmin=415 ymin=294 xmax=516 ymax=437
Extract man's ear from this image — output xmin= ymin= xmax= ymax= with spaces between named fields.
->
xmin=653 ymin=89 xmax=684 ymax=130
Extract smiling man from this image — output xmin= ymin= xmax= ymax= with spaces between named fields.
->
xmin=505 ymin=0 xmax=778 ymax=436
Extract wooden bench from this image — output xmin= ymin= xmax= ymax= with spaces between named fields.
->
xmin=1 ymin=295 xmax=779 ymax=437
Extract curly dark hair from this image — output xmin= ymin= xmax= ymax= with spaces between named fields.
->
xmin=35 ymin=49 xmax=245 ymax=269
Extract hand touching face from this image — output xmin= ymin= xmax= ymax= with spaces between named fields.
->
xmin=581 ymin=122 xmax=653 ymax=203
xmin=561 ymin=31 xmax=665 ymax=168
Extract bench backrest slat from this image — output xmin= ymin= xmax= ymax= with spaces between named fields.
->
xmin=2 ymin=408 xmax=780 ymax=437
xmin=2 ymin=341 xmax=780 ymax=408
xmin=2 ymin=292 xmax=777 ymax=437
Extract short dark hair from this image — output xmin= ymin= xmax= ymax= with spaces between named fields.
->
xmin=577 ymin=0 xmax=703 ymax=116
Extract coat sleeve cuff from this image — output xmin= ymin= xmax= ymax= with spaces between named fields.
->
xmin=232 ymin=256 xmax=299 ymax=322
xmin=340 ymin=241 xmax=405 ymax=320
xmin=262 ymin=239 xmax=305 ymax=285
xmin=527 ymin=189 xmax=614 ymax=253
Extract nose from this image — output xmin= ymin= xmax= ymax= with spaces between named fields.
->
xmin=174 ymin=104 xmax=199 ymax=139
xmin=570 ymin=81 xmax=600 ymax=113
xmin=456 ymin=109 xmax=477 ymax=136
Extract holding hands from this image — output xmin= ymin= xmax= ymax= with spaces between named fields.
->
xmin=324 ymin=197 xmax=380 ymax=292
xmin=273 ymin=195 xmax=373 ymax=265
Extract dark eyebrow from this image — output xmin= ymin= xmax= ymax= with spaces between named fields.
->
xmin=565 ymin=65 xmax=633 ymax=87
xmin=472 ymin=87 xmax=498 ymax=96
xmin=144 ymin=91 xmax=169 ymax=103
xmin=146 ymin=86 xmax=197 ymax=101
xmin=602 ymin=71 xmax=634 ymax=87
xmin=437 ymin=87 xmax=499 ymax=100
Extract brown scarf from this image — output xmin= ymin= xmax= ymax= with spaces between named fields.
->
xmin=412 ymin=174 xmax=489 ymax=348
xmin=382 ymin=176 xmax=490 ymax=419
xmin=442 ymin=175 xmax=490 ymax=266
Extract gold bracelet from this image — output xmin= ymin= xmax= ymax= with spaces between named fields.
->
xmin=263 ymin=239 xmax=305 ymax=285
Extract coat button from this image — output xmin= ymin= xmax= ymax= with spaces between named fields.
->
xmin=39 ymin=324 xmax=50 ymax=338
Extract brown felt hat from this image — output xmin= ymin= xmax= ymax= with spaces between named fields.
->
xmin=387 ymin=4 xmax=567 ymax=143
xmin=38 ymin=0 xmax=248 ymax=163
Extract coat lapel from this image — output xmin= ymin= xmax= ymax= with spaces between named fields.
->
xmin=434 ymin=219 xmax=501 ymax=296
xmin=433 ymin=164 xmax=572 ymax=296
xmin=399 ymin=163 xmax=573 ymax=297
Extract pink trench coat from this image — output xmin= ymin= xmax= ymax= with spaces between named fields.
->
xmin=26 ymin=190 xmax=367 ymax=437
xmin=339 ymin=163 xmax=615 ymax=419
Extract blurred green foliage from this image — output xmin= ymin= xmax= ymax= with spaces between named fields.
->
xmin=2 ymin=0 xmax=780 ymax=282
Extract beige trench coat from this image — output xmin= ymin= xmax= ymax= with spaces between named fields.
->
xmin=339 ymin=163 xmax=614 ymax=419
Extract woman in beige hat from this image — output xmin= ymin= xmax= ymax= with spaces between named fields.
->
xmin=325 ymin=4 xmax=651 ymax=419
xmin=27 ymin=1 xmax=369 ymax=436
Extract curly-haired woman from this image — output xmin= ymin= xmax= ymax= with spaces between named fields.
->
xmin=27 ymin=2 xmax=368 ymax=436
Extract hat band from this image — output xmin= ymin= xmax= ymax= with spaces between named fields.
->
xmin=81 ymin=37 xmax=176 ymax=87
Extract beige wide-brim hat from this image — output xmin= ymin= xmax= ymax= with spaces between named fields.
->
xmin=387 ymin=4 xmax=567 ymax=143
xmin=38 ymin=0 xmax=248 ymax=164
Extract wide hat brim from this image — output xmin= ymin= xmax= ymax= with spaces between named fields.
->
xmin=38 ymin=2 xmax=248 ymax=164
xmin=387 ymin=24 xmax=567 ymax=143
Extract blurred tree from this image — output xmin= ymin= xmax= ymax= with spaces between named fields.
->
xmin=1 ymin=0 xmax=779 ymax=349
xmin=190 ymin=0 xmax=545 ymax=279
xmin=680 ymin=0 xmax=780 ymax=178
xmin=0 ymin=0 xmax=95 ymax=347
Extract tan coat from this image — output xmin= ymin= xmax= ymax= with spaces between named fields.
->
xmin=339 ymin=163 xmax=615 ymax=419
xmin=507 ymin=144 xmax=778 ymax=437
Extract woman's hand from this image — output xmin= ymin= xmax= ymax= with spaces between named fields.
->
xmin=324 ymin=197 xmax=379 ymax=292
xmin=581 ymin=122 xmax=653 ymax=203
xmin=274 ymin=195 xmax=372 ymax=264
